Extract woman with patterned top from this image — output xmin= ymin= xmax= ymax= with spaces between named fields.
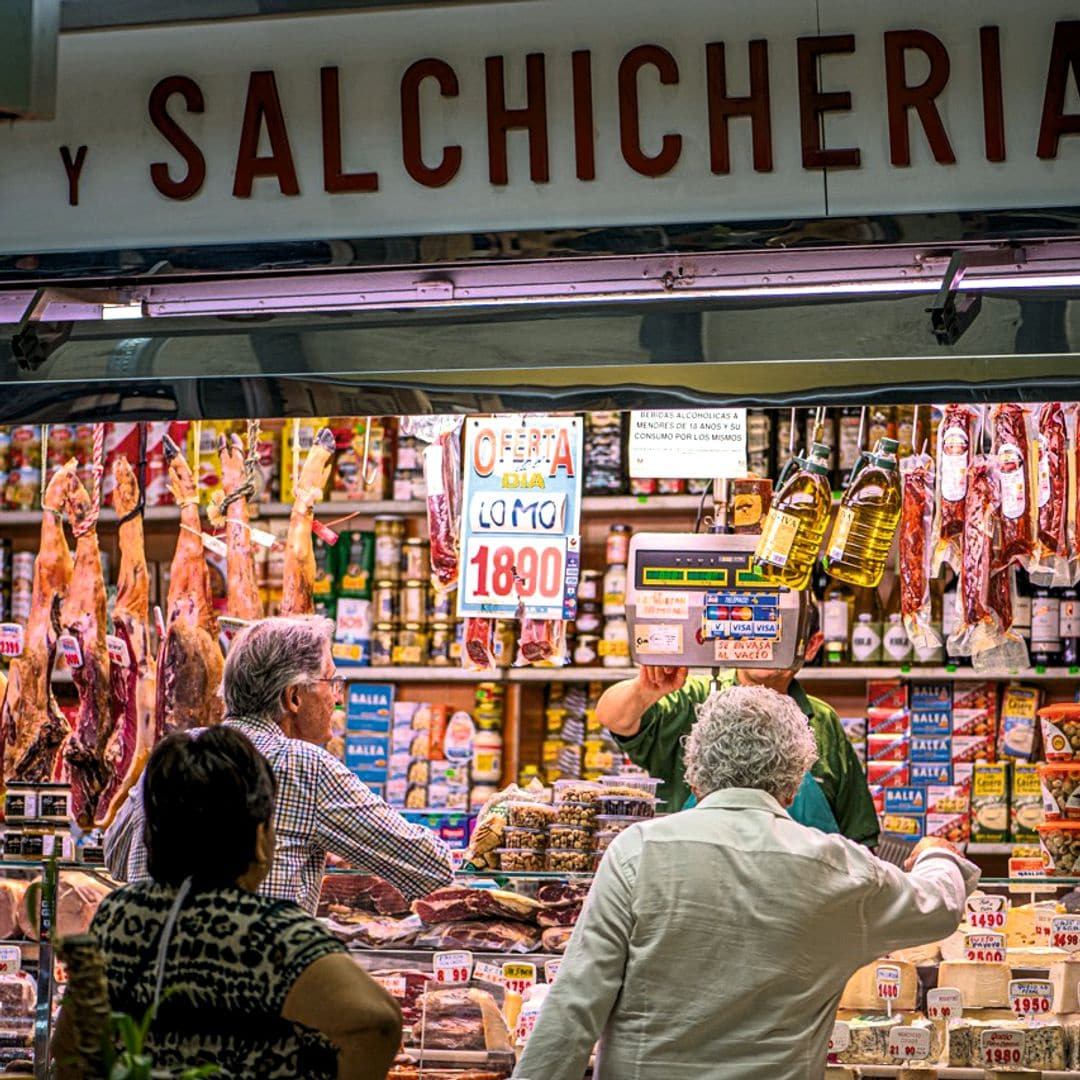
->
xmin=52 ymin=726 xmax=402 ymax=1080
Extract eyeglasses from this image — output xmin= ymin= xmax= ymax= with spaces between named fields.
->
xmin=308 ymin=675 xmax=346 ymax=698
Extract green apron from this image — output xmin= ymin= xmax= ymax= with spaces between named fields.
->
xmin=684 ymin=771 xmax=840 ymax=834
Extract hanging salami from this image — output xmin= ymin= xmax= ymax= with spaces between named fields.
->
xmin=899 ymin=452 xmax=940 ymax=652
xmin=990 ymin=403 xmax=1035 ymax=567
xmin=932 ymin=404 xmax=977 ymax=576
xmin=1032 ymin=402 xmax=1070 ymax=586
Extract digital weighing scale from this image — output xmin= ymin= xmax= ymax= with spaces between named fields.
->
xmin=626 ymin=532 xmax=808 ymax=669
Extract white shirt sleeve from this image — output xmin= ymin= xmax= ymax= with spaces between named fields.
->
xmin=512 ymin=830 xmax=638 ymax=1080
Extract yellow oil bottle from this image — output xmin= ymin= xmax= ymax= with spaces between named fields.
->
xmin=824 ymin=437 xmax=902 ymax=589
xmin=753 ymin=442 xmax=833 ymax=590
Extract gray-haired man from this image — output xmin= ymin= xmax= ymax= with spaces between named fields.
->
xmin=515 ymin=684 xmax=979 ymax=1080
xmin=105 ymin=616 xmax=453 ymax=914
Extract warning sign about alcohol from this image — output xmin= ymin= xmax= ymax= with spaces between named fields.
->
xmin=628 ymin=410 xmax=746 ymax=480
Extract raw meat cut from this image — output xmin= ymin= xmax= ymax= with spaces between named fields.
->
xmin=517 ymin=618 xmax=562 ymax=664
xmin=1 ymin=463 xmax=75 ymax=782
xmin=463 ymin=618 xmax=496 ymax=671
xmin=60 ymin=471 xmax=113 ymax=828
xmin=317 ymin=873 xmax=408 ymax=916
xmin=537 ymin=905 xmax=581 ymax=928
xmin=95 ymin=456 xmax=158 ymax=830
xmin=1034 ymin=401 xmax=1070 ymax=583
xmin=216 ymin=428 xmax=262 ymax=621
xmin=155 ymin=435 xmax=223 ymax=733
xmin=280 ymin=427 xmax=336 ymax=616
xmin=367 ymin=967 xmax=429 ymax=1013
xmin=0 ymin=881 xmax=27 ymax=940
xmin=324 ymin=913 xmax=422 ymax=948
xmin=423 ymin=426 xmax=462 ymax=591
xmin=412 ymin=887 xmax=540 ymax=925
xmin=413 ymin=919 xmax=541 ymax=953
xmin=389 ymin=1070 xmax=506 ymax=1080
xmin=541 ymin=926 xmax=574 ymax=953
xmin=415 ymin=987 xmax=512 ymax=1052
xmin=536 ymin=882 xmax=591 ymax=907
xmin=991 ymin=403 xmax=1034 ymax=566
xmin=19 ymin=872 xmax=110 ymax=940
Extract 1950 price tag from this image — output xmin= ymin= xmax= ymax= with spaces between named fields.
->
xmin=502 ymin=962 xmax=537 ymax=995
xmin=828 ymin=1021 xmax=850 ymax=1055
xmin=964 ymin=931 xmax=1006 ymax=963
xmin=0 ymin=947 xmax=22 ymax=975
xmin=888 ymin=1026 xmax=931 ymax=1061
xmin=965 ymin=894 xmax=1007 ymax=930
xmin=875 ymin=964 xmax=901 ymax=1002
xmin=433 ymin=951 xmax=473 ymax=984
xmin=926 ymin=987 xmax=963 ymax=1021
xmin=0 ymin=624 xmax=25 ymax=658
xmin=1009 ymin=979 xmax=1054 ymax=1016
xmin=980 ymin=1028 xmax=1025 ymax=1068
xmin=1052 ymin=916 xmax=1080 ymax=952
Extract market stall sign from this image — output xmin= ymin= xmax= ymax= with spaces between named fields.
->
xmin=964 ymin=931 xmax=1006 ymax=963
xmin=887 ymin=1026 xmax=931 ymax=1061
xmin=0 ymin=624 xmax=24 ymax=658
xmin=459 ymin=416 xmax=582 ymax=621
xmin=926 ymin=987 xmax=962 ymax=1021
xmin=502 ymin=962 xmax=537 ymax=995
xmin=965 ymin=894 xmax=1006 ymax=930
xmin=433 ymin=950 xmax=473 ymax=984
xmin=980 ymin=1028 xmax=1025 ymax=1069
xmin=628 ymin=410 xmax=746 ymax=480
xmin=1051 ymin=915 xmax=1080 ymax=952
xmin=1008 ymin=979 xmax=1054 ymax=1017
xmin=372 ymin=973 xmax=406 ymax=998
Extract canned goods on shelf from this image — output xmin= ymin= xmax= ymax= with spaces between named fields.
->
xmin=401 ymin=538 xmax=430 ymax=581
xmin=371 ymin=624 xmax=395 ymax=666
xmin=372 ymin=580 xmax=399 ymax=624
xmin=401 ymin=581 xmax=428 ymax=625
xmin=4 ymin=782 xmax=71 ymax=824
xmin=3 ymin=826 xmax=74 ymax=862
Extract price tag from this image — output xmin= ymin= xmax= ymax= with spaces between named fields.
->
xmin=105 ymin=634 xmax=131 ymax=669
xmin=1036 ymin=906 xmax=1056 ymax=944
xmin=0 ymin=947 xmax=22 ymax=975
xmin=153 ymin=605 xmax=167 ymax=640
xmin=311 ymin=519 xmax=339 ymax=545
xmin=980 ymin=1027 xmax=1025 ymax=1069
xmin=964 ymin=931 xmax=1006 ymax=962
xmin=201 ymin=533 xmax=228 ymax=558
xmin=1008 ymin=978 xmax=1054 ymax=1016
xmin=1052 ymin=915 xmax=1080 ymax=952
xmin=57 ymin=633 xmax=83 ymax=669
xmin=372 ymin=974 xmax=406 ymax=998
xmin=887 ymin=1025 xmax=931 ymax=1061
xmin=247 ymin=525 xmax=278 ymax=549
xmin=543 ymin=959 xmax=562 ymax=984
xmin=1008 ymin=856 xmax=1056 ymax=892
xmin=0 ymin=624 xmax=25 ymax=658
xmin=875 ymin=964 xmax=901 ymax=1004
xmin=965 ymin=895 xmax=1007 ymax=930
xmin=53 ymin=959 xmax=69 ymax=985
xmin=927 ymin=987 xmax=963 ymax=1020
xmin=828 ymin=1021 xmax=850 ymax=1054
xmin=473 ymin=960 xmax=505 ymax=987
xmin=433 ymin=950 xmax=473 ymax=984
xmin=464 ymin=535 xmax=569 ymax=614
xmin=502 ymin=962 xmax=537 ymax=995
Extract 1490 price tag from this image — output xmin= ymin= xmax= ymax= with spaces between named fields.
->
xmin=980 ymin=1028 xmax=1025 ymax=1068
xmin=926 ymin=987 xmax=962 ymax=1021
xmin=433 ymin=951 xmax=473 ymax=984
xmin=887 ymin=1026 xmax=931 ymax=1061
xmin=502 ymin=962 xmax=537 ymax=995
xmin=964 ymin=931 xmax=1006 ymax=963
xmin=1009 ymin=979 xmax=1054 ymax=1016
xmin=1052 ymin=916 xmax=1080 ymax=952
xmin=965 ymin=894 xmax=1007 ymax=930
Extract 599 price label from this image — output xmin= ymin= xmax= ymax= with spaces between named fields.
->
xmin=1052 ymin=916 xmax=1080 ymax=952
xmin=1009 ymin=979 xmax=1054 ymax=1016
xmin=964 ymin=931 xmax=1006 ymax=963
xmin=462 ymin=536 xmax=569 ymax=618
xmin=433 ymin=951 xmax=473 ymax=984
xmin=980 ymin=1028 xmax=1025 ymax=1068
xmin=502 ymin=962 xmax=537 ymax=995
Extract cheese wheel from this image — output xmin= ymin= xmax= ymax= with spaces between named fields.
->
xmin=1049 ymin=959 xmax=1080 ymax=1013
xmin=838 ymin=960 xmax=919 ymax=1011
xmin=1005 ymin=901 xmax=1063 ymax=947
xmin=1007 ymin=945 xmax=1068 ymax=968
xmin=936 ymin=960 xmax=1011 ymax=1008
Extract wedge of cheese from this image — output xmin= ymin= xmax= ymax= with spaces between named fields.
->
xmin=1049 ymin=958 xmax=1080 ymax=1013
xmin=936 ymin=960 xmax=1011 ymax=1008
xmin=1007 ymin=945 xmax=1068 ymax=968
xmin=838 ymin=960 xmax=918 ymax=1011
xmin=889 ymin=941 xmax=940 ymax=965
xmin=1006 ymin=901 xmax=1063 ymax=947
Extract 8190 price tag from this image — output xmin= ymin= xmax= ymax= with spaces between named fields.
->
xmin=1009 ymin=979 xmax=1054 ymax=1017
xmin=433 ymin=951 xmax=473 ymax=984
xmin=980 ymin=1028 xmax=1025 ymax=1068
xmin=887 ymin=1026 xmax=931 ymax=1061
xmin=1052 ymin=916 xmax=1080 ymax=952
xmin=926 ymin=987 xmax=962 ymax=1021
xmin=502 ymin=962 xmax=537 ymax=995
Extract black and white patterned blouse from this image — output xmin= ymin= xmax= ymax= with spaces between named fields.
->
xmin=90 ymin=881 xmax=346 ymax=1078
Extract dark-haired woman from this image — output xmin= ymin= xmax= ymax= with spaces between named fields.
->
xmin=53 ymin=727 xmax=401 ymax=1079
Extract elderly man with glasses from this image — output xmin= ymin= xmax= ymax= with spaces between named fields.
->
xmin=105 ymin=616 xmax=453 ymax=914
xmin=515 ymin=684 xmax=978 ymax=1080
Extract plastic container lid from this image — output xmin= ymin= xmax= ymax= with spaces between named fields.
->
xmin=553 ymin=780 xmax=602 ymax=802
xmin=595 ymin=814 xmax=642 ymax=828
xmin=599 ymin=775 xmax=661 ymax=794
xmin=505 ymin=800 xmax=556 ymax=817
xmin=503 ymin=825 xmax=547 ymax=836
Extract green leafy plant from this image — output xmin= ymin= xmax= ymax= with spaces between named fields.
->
xmin=105 ymin=994 xmax=218 ymax=1079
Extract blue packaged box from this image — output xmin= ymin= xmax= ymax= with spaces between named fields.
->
xmin=911 ymin=708 xmax=952 ymax=737
xmin=910 ymin=682 xmax=953 ymax=736
xmin=910 ymin=735 xmax=951 ymax=763
xmin=884 ymin=787 xmax=927 ymax=815
xmin=910 ymin=762 xmax=953 ymax=786
xmin=345 ymin=732 xmax=390 ymax=783
xmin=346 ymin=683 xmax=394 ymax=734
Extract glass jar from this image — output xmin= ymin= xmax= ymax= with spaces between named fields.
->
xmin=372 ymin=580 xmax=399 ymax=624
xmin=428 ymin=622 xmax=454 ymax=666
xmin=600 ymin=616 xmax=631 ymax=667
xmin=401 ymin=538 xmax=429 ymax=582
xmin=606 ymin=524 xmax=633 ymax=566
xmin=602 ymin=564 xmax=627 ymax=617
xmin=394 ymin=623 xmax=430 ymax=666
xmin=371 ymin=623 xmax=395 ymax=666
xmin=373 ymin=515 xmax=406 ymax=581
xmin=401 ymin=581 xmax=428 ymax=625
xmin=576 ymin=601 xmax=602 ymax=634
xmin=578 ymin=570 xmax=602 ymax=603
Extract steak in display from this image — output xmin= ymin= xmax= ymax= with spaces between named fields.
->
xmin=537 ymin=905 xmax=582 ymax=928
xmin=541 ymin=925 xmax=574 ymax=953
xmin=324 ymin=913 xmax=422 ymax=949
xmin=414 ymin=919 xmax=540 ymax=954
xmin=536 ymin=882 xmax=591 ymax=907
xmin=412 ymin=887 xmax=540 ymax=925
xmin=415 ymin=987 xmax=512 ymax=1052
xmin=318 ymin=873 xmax=409 ymax=917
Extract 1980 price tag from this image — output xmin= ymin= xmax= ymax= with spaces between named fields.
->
xmin=1009 ymin=979 xmax=1054 ymax=1016
xmin=964 ymin=931 xmax=1006 ymax=963
xmin=875 ymin=964 xmax=901 ymax=1002
xmin=1052 ymin=916 xmax=1080 ymax=952
xmin=965 ymin=894 xmax=1007 ymax=930
xmin=828 ymin=1021 xmax=850 ymax=1054
xmin=0 ymin=947 xmax=22 ymax=975
xmin=433 ymin=951 xmax=473 ymax=984
xmin=888 ymin=1026 xmax=931 ymax=1061
xmin=980 ymin=1028 xmax=1025 ymax=1068
xmin=926 ymin=987 xmax=963 ymax=1021
xmin=502 ymin=962 xmax=537 ymax=995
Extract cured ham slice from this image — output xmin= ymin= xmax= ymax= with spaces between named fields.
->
xmin=94 ymin=457 xmax=158 ymax=829
xmin=217 ymin=431 xmax=262 ymax=621
xmin=1 ymin=464 xmax=75 ymax=782
xmin=280 ymin=427 xmax=336 ymax=616
xmin=60 ymin=473 xmax=112 ymax=829
xmin=155 ymin=435 xmax=223 ymax=733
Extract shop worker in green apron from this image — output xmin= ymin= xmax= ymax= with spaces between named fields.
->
xmin=596 ymin=604 xmax=880 ymax=846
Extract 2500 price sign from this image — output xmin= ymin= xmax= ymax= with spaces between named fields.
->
xmin=463 ymin=536 xmax=569 ymax=617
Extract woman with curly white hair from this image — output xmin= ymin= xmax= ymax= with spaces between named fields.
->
xmin=515 ymin=684 xmax=979 ymax=1080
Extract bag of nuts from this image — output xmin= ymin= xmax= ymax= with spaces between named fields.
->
xmin=1040 ymin=703 xmax=1080 ymax=761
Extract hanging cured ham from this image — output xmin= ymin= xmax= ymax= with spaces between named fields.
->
xmin=216 ymin=429 xmax=263 ymax=622
xmin=1 ymin=464 xmax=76 ymax=782
xmin=61 ymin=471 xmax=112 ymax=829
xmin=94 ymin=457 xmax=158 ymax=829
xmin=281 ymin=427 xmax=336 ymax=616
xmin=154 ymin=435 xmax=223 ymax=733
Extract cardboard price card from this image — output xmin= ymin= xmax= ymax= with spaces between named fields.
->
xmin=1036 ymin=906 xmax=1056 ymax=943
xmin=1052 ymin=916 xmax=1080 ymax=952
xmin=887 ymin=1026 xmax=931 ymax=1061
xmin=1009 ymin=979 xmax=1054 ymax=1016
xmin=926 ymin=987 xmax=963 ymax=1021
xmin=964 ymin=931 xmax=1006 ymax=963
xmin=965 ymin=894 xmax=1007 ymax=930
xmin=502 ymin=962 xmax=537 ymax=995
xmin=980 ymin=1027 xmax=1025 ymax=1069
xmin=875 ymin=964 xmax=901 ymax=1002
xmin=828 ymin=1021 xmax=850 ymax=1054
xmin=472 ymin=960 xmax=505 ymax=987
xmin=57 ymin=633 xmax=83 ymax=669
xmin=0 ymin=946 xmax=21 ymax=975
xmin=372 ymin=974 xmax=406 ymax=998
xmin=433 ymin=950 xmax=473 ymax=984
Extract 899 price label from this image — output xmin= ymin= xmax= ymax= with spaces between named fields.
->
xmin=463 ymin=536 xmax=569 ymax=617
xmin=1009 ymin=979 xmax=1054 ymax=1016
xmin=502 ymin=962 xmax=537 ymax=996
xmin=980 ymin=1028 xmax=1025 ymax=1068
xmin=433 ymin=951 xmax=473 ymax=984
xmin=1052 ymin=916 xmax=1080 ymax=952
xmin=887 ymin=1026 xmax=931 ymax=1061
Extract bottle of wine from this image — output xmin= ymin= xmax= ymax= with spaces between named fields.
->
xmin=1031 ymin=583 xmax=1063 ymax=668
xmin=1061 ymin=583 xmax=1080 ymax=668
